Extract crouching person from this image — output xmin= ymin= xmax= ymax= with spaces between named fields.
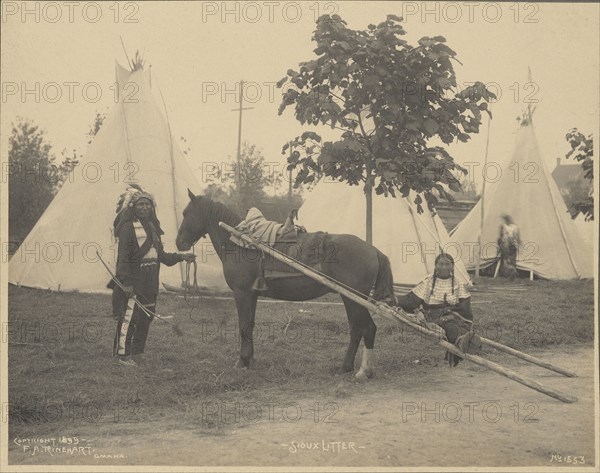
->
xmin=395 ymin=253 xmax=481 ymax=366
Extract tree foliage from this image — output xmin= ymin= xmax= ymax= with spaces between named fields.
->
xmin=87 ymin=110 xmax=106 ymax=144
xmin=203 ymin=142 xmax=298 ymax=220
xmin=8 ymin=118 xmax=58 ymax=241
xmin=277 ymin=14 xmax=495 ymax=222
xmin=565 ymin=128 xmax=593 ymax=220
xmin=9 ymin=111 xmax=109 ymax=242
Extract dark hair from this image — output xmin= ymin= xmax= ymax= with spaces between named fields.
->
xmin=431 ymin=252 xmax=455 ymax=299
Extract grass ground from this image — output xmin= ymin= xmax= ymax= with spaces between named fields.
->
xmin=7 ymin=277 xmax=595 ymax=440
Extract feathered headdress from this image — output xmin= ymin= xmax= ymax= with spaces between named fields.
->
xmin=115 ymin=183 xmax=155 ymax=214
xmin=113 ymin=184 xmax=163 ymax=236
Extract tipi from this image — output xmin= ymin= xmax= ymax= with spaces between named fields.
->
xmin=451 ymin=115 xmax=593 ymax=279
xmin=297 ymin=179 xmax=471 ymax=286
xmin=9 ymin=63 xmax=228 ymax=292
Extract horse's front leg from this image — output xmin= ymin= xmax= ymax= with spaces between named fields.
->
xmin=233 ymin=290 xmax=258 ymax=368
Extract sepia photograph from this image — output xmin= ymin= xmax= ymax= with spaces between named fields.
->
xmin=1 ymin=1 xmax=598 ymax=471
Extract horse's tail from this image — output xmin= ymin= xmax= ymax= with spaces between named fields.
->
xmin=373 ymin=249 xmax=396 ymax=305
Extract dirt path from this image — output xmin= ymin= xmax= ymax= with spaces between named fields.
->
xmin=9 ymin=346 xmax=596 ymax=468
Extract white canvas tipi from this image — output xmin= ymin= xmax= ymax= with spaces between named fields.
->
xmin=9 ymin=63 xmax=228 ymax=292
xmin=297 ymin=179 xmax=471 ymax=286
xmin=451 ymin=117 xmax=593 ymax=279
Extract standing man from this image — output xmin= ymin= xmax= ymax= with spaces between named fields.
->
xmin=110 ymin=184 xmax=195 ymax=366
xmin=497 ymin=214 xmax=521 ymax=280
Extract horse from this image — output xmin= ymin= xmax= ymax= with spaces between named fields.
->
xmin=176 ymin=190 xmax=396 ymax=378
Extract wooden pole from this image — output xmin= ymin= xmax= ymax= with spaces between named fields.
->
xmin=476 ymin=109 xmax=492 ymax=278
xmin=158 ymin=86 xmax=186 ymax=284
xmin=231 ymin=81 xmax=254 ymax=196
xmin=493 ymin=259 xmax=501 ymax=278
xmin=218 ymin=222 xmax=578 ymax=403
xmin=288 ymin=141 xmax=293 ymax=206
xmin=406 ymin=201 xmax=433 ymax=274
xmin=236 ymin=80 xmax=244 ymax=194
xmin=480 ymin=337 xmax=576 ymax=377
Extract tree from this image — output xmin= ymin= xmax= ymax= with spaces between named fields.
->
xmin=9 ymin=111 xmax=109 ymax=242
xmin=8 ymin=118 xmax=57 ymax=242
xmin=55 ymin=110 xmax=106 ymax=192
xmin=565 ymin=129 xmax=593 ymax=220
xmin=54 ymin=148 xmax=80 ymax=191
xmin=277 ymin=14 xmax=494 ymax=243
xmin=203 ymin=143 xmax=301 ymax=221
xmin=87 ymin=110 xmax=106 ymax=144
xmin=208 ymin=142 xmax=279 ymax=215
xmin=448 ymin=170 xmax=480 ymax=202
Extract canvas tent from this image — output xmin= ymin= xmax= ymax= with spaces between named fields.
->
xmin=451 ymin=117 xmax=593 ymax=279
xmin=9 ymin=63 xmax=228 ymax=292
xmin=297 ymin=179 xmax=471 ymax=286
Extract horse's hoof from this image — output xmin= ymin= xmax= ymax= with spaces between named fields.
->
xmin=355 ymin=368 xmax=375 ymax=380
xmin=234 ymin=358 xmax=255 ymax=369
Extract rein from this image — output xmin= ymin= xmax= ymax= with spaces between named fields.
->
xmin=184 ymin=248 xmax=200 ymax=316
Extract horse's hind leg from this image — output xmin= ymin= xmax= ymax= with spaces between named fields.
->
xmin=341 ymin=296 xmax=373 ymax=374
xmin=356 ymin=315 xmax=377 ymax=380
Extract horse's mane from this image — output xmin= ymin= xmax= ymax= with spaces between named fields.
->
xmin=199 ymin=196 xmax=243 ymax=227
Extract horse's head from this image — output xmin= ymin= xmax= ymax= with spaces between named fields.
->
xmin=176 ymin=189 xmax=208 ymax=251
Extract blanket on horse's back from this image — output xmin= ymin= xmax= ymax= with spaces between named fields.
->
xmin=265 ymin=231 xmax=329 ymax=275
xmin=229 ymin=207 xmax=328 ymax=277
xmin=230 ymin=207 xmax=284 ymax=247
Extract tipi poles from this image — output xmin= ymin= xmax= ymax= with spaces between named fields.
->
xmin=219 ymin=222 xmax=578 ymax=404
xmin=157 ymin=84 xmax=187 ymax=285
xmin=426 ymin=210 xmax=472 ymax=284
xmin=493 ymin=259 xmax=501 ymax=278
xmin=406 ymin=200 xmax=433 ymax=273
xmin=116 ymin=66 xmax=133 ymax=164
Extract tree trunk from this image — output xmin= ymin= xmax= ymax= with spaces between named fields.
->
xmin=365 ymin=179 xmax=373 ymax=245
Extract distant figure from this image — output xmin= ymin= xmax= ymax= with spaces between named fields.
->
xmin=497 ymin=214 xmax=521 ymax=280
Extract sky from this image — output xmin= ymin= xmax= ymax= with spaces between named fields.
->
xmin=2 ymin=1 xmax=599 ymax=195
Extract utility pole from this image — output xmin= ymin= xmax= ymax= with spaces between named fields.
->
xmin=231 ymin=80 xmax=254 ymax=193
xmin=288 ymin=141 xmax=293 ymax=206
xmin=476 ymin=107 xmax=492 ymax=279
